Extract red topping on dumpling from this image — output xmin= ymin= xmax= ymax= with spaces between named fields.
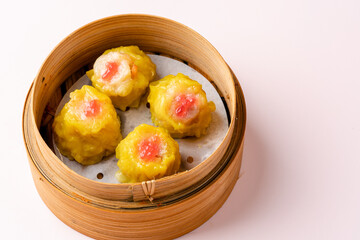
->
xmin=102 ymin=61 xmax=119 ymax=81
xmin=83 ymin=99 xmax=101 ymax=118
xmin=138 ymin=136 xmax=161 ymax=161
xmin=173 ymin=94 xmax=197 ymax=118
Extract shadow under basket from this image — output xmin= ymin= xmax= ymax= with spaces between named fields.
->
xmin=22 ymin=14 xmax=246 ymax=240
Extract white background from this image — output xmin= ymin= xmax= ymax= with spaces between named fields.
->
xmin=1 ymin=0 xmax=359 ymax=239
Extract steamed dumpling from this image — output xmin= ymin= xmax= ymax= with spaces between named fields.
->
xmin=148 ymin=73 xmax=215 ymax=138
xmin=53 ymin=85 xmax=122 ymax=165
xmin=86 ymin=46 xmax=156 ymax=111
xmin=115 ymin=124 xmax=181 ymax=183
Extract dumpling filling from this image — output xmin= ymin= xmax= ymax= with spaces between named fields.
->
xmin=138 ymin=135 xmax=162 ymax=161
xmin=170 ymin=94 xmax=199 ymax=123
xmin=93 ymin=51 xmax=136 ymax=96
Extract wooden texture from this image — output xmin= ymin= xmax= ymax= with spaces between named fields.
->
xmin=22 ymin=14 xmax=246 ymax=239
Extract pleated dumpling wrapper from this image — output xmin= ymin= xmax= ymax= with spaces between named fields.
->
xmin=53 ymin=85 xmax=122 ymax=165
xmin=86 ymin=46 xmax=156 ymax=111
xmin=148 ymin=73 xmax=216 ymax=138
xmin=116 ymin=124 xmax=181 ymax=183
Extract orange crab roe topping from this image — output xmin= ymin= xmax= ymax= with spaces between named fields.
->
xmin=102 ymin=61 xmax=119 ymax=81
xmin=173 ymin=94 xmax=197 ymax=118
xmin=138 ymin=136 xmax=161 ymax=161
xmin=131 ymin=64 xmax=138 ymax=78
xmin=83 ymin=99 xmax=101 ymax=118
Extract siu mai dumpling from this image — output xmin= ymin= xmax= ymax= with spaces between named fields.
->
xmin=53 ymin=85 xmax=122 ymax=165
xmin=147 ymin=73 xmax=215 ymax=138
xmin=86 ymin=46 xmax=156 ymax=111
xmin=115 ymin=124 xmax=181 ymax=183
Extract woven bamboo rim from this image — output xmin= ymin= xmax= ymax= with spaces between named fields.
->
xmin=23 ymin=15 xmax=246 ymax=239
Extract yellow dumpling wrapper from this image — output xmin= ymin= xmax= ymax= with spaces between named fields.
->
xmin=148 ymin=73 xmax=216 ymax=138
xmin=86 ymin=46 xmax=156 ymax=111
xmin=116 ymin=124 xmax=181 ymax=183
xmin=53 ymin=85 xmax=122 ymax=165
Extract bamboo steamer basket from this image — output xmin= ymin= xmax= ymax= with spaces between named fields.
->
xmin=22 ymin=14 xmax=246 ymax=239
